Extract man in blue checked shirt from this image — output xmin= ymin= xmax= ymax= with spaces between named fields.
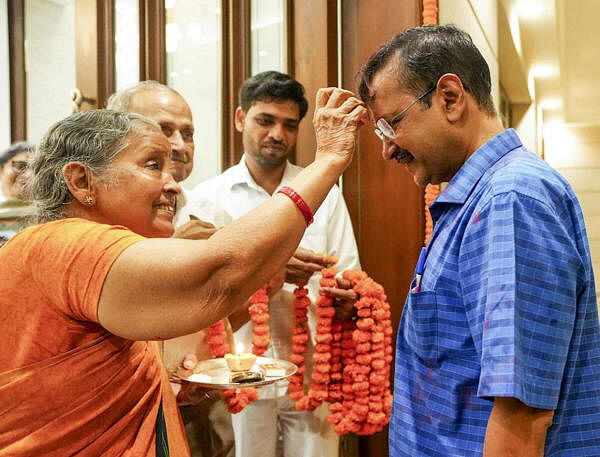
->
xmin=357 ymin=25 xmax=600 ymax=456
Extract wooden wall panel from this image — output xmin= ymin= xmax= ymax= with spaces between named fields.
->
xmin=221 ymin=0 xmax=251 ymax=169
xmin=291 ymin=0 xmax=338 ymax=167
xmin=341 ymin=1 xmax=423 ymax=455
xmin=75 ymin=0 xmax=114 ymax=110
xmin=140 ymin=0 xmax=165 ymax=83
xmin=8 ymin=0 xmax=25 ymax=140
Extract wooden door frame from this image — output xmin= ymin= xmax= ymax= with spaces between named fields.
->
xmin=75 ymin=0 xmax=115 ymax=110
xmin=8 ymin=0 xmax=25 ymax=141
xmin=139 ymin=0 xmax=165 ymax=83
xmin=221 ymin=0 xmax=251 ymax=170
xmin=289 ymin=0 xmax=338 ymax=167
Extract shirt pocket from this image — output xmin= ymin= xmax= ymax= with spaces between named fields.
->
xmin=402 ymin=290 xmax=439 ymax=363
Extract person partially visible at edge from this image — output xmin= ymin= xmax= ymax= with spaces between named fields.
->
xmin=0 ymin=142 xmax=35 ymax=245
xmin=0 ymin=97 xmax=366 ymax=456
xmin=193 ymin=71 xmax=360 ymax=457
xmin=357 ymin=25 xmax=600 ymax=456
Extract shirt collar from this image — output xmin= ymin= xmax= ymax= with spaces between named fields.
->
xmin=229 ymin=154 xmax=293 ymax=192
xmin=433 ymin=128 xmax=522 ymax=205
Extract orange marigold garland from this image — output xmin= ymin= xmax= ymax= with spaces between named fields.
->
xmin=288 ymin=264 xmax=393 ymax=436
xmin=207 ymin=319 xmax=230 ymax=357
xmin=206 ymin=284 xmax=270 ymax=414
xmin=332 ymin=271 xmax=394 ymax=435
xmin=287 ymin=286 xmax=310 ymax=401
xmin=207 ymin=267 xmax=394 ymax=434
xmin=249 ymin=284 xmax=270 ymax=355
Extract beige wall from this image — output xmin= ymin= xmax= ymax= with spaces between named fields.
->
xmin=513 ymin=102 xmax=536 ymax=152
xmin=544 ymin=124 xmax=600 ymax=302
xmin=25 ymin=0 xmax=76 ymax=144
xmin=439 ymin=0 xmax=499 ymax=110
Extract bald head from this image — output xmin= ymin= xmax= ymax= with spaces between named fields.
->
xmin=108 ymin=83 xmax=195 ymax=182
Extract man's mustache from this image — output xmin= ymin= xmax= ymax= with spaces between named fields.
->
xmin=261 ymin=140 xmax=287 ymax=149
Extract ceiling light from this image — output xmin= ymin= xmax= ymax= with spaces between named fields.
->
xmin=515 ymin=0 xmax=547 ymax=19
xmin=530 ymin=64 xmax=557 ymax=79
xmin=509 ymin=10 xmax=522 ymax=56
xmin=527 ymin=72 xmax=536 ymax=100
xmin=540 ymin=98 xmax=563 ymax=110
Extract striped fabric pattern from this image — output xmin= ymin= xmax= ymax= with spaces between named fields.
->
xmin=390 ymin=129 xmax=600 ymax=456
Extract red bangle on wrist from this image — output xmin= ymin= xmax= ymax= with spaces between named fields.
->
xmin=277 ymin=186 xmax=314 ymax=226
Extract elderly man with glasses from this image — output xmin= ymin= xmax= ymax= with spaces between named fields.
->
xmin=358 ymin=25 xmax=600 ymax=457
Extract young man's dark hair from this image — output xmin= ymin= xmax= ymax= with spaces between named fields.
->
xmin=239 ymin=71 xmax=309 ymax=120
xmin=359 ymin=24 xmax=495 ymax=116
xmin=0 ymin=142 xmax=35 ymax=168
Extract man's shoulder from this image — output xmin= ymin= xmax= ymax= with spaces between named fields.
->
xmin=193 ymin=170 xmax=231 ymax=193
xmin=177 ymin=188 xmax=233 ymax=227
xmin=484 ymin=149 xmax=574 ymax=205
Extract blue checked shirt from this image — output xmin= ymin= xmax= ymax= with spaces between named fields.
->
xmin=390 ymin=129 xmax=600 ymax=456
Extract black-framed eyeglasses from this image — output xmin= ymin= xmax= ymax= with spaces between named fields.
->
xmin=374 ymin=86 xmax=435 ymax=142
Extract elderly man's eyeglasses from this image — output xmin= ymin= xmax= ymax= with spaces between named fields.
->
xmin=374 ymin=86 xmax=435 ymax=142
xmin=10 ymin=160 xmax=28 ymax=173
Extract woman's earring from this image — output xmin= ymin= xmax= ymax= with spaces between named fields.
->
xmin=84 ymin=195 xmax=93 ymax=205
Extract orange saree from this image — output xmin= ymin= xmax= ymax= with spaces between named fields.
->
xmin=0 ymin=219 xmax=189 ymax=456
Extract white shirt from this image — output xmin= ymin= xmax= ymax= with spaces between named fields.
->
xmin=193 ymin=156 xmax=360 ymax=397
xmin=174 ymin=188 xmax=233 ymax=228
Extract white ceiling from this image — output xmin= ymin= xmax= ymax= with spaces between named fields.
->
xmin=501 ymin=0 xmax=600 ymax=125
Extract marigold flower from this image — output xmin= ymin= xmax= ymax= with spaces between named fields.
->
xmin=252 ymin=324 xmax=269 ymax=336
xmin=316 ymin=307 xmax=336 ymax=317
xmin=292 ymin=344 xmax=307 ymax=354
xmin=250 ymin=314 xmax=270 ymax=325
xmin=207 ymin=334 xmax=226 ymax=346
xmin=293 ymin=325 xmax=308 ymax=334
xmin=356 ymin=318 xmax=374 ymax=330
xmin=294 ymin=287 xmax=309 ymax=297
xmin=292 ymin=334 xmax=309 ymax=344
xmin=353 ymin=330 xmax=371 ymax=343
xmin=313 ymin=353 xmax=332 ymax=363
xmin=249 ymin=304 xmax=268 ymax=314
xmin=371 ymin=359 xmax=386 ymax=370
xmin=319 ymin=278 xmax=337 ymax=288
xmin=315 ymin=333 xmax=333 ymax=344
xmin=290 ymin=354 xmax=304 ymax=365
xmin=314 ymin=343 xmax=331 ymax=353
xmin=355 ymin=342 xmax=372 ymax=353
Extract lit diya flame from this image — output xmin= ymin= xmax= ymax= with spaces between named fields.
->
xmin=224 ymin=342 xmax=256 ymax=371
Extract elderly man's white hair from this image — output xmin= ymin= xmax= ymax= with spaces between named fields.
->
xmin=106 ymin=80 xmax=183 ymax=112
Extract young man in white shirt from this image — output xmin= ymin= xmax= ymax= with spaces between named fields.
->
xmin=194 ymin=71 xmax=360 ymax=457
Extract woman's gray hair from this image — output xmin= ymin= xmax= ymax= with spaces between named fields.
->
xmin=28 ymin=109 xmax=158 ymax=223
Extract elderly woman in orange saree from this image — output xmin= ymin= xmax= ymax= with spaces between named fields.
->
xmin=0 ymin=88 xmax=366 ymax=457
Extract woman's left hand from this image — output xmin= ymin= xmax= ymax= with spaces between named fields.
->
xmin=170 ymin=353 xmax=217 ymax=406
